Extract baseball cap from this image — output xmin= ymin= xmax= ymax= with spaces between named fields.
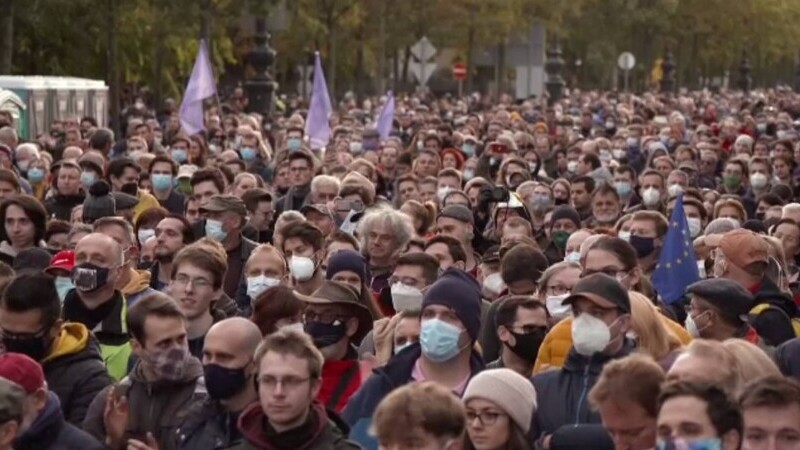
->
xmin=562 ymin=273 xmax=631 ymax=313
xmin=199 ymin=194 xmax=248 ymax=216
xmin=45 ymin=250 xmax=75 ymax=275
xmin=177 ymin=164 xmax=199 ymax=180
xmin=687 ymin=278 xmax=754 ymax=323
xmin=706 ymin=229 xmax=769 ymax=269
xmin=437 ymin=204 xmax=474 ymax=225
xmin=300 ymin=204 xmax=334 ymax=219
xmin=12 ymin=248 xmax=53 ymax=273
xmin=0 ymin=353 xmax=45 ymax=394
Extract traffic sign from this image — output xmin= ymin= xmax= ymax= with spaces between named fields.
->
xmin=452 ymin=62 xmax=467 ymax=80
xmin=617 ymin=52 xmax=636 ymax=71
xmin=410 ymin=36 xmax=437 ymax=62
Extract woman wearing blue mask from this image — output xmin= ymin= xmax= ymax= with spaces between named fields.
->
xmin=656 ymin=381 xmax=743 ymax=450
xmin=26 ymin=158 xmax=50 ymax=201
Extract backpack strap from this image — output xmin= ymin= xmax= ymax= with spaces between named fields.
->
xmin=326 ymin=363 xmax=359 ymax=411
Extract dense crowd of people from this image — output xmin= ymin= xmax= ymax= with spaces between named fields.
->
xmin=0 ymin=87 xmax=796 ymax=450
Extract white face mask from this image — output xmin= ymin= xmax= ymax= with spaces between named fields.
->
xmin=618 ymin=230 xmax=631 ymax=242
xmin=246 ymin=275 xmax=281 ymax=299
xmin=564 ymin=251 xmax=581 ymax=263
xmin=687 ymin=217 xmax=702 ymax=238
xmin=642 ymin=187 xmax=661 ymax=207
xmin=280 ymin=322 xmax=305 ymax=334
xmin=750 ymin=172 xmax=768 ymax=189
xmin=667 ymin=184 xmax=683 ymax=197
xmin=289 ymin=255 xmax=316 ymax=282
xmin=684 ymin=311 xmax=709 ymax=338
xmin=571 ymin=313 xmax=612 ymax=356
xmin=137 ymin=228 xmax=155 ymax=246
xmin=567 ymin=160 xmax=578 ymax=173
xmin=546 ymin=294 xmax=571 ymax=320
xmin=437 ymin=186 xmax=452 ymax=202
xmin=391 ymin=282 xmax=423 ymax=312
xmin=483 ymin=272 xmax=506 ymax=295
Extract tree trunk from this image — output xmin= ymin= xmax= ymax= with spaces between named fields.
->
xmin=465 ymin=6 xmax=475 ymax=94
xmin=377 ymin=0 xmax=386 ymax=94
xmin=0 ymin=0 xmax=14 ymax=74
xmin=107 ymin=0 xmax=121 ymax=136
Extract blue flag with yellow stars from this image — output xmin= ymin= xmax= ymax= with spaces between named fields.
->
xmin=652 ymin=194 xmax=700 ymax=304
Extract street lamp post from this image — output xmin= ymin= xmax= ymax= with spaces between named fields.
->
xmin=545 ymin=37 xmax=565 ymax=105
xmin=660 ymin=49 xmax=675 ymax=93
xmin=245 ymin=17 xmax=276 ymax=117
xmin=739 ymin=51 xmax=752 ymax=93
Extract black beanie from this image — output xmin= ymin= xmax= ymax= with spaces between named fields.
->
xmin=421 ymin=267 xmax=482 ymax=340
xmin=550 ymin=205 xmax=581 ymax=231
xmin=83 ymin=181 xmax=115 ymax=224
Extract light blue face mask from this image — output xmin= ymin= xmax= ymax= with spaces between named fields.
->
xmin=172 ymin=149 xmax=188 ymax=163
xmin=656 ymin=438 xmax=721 ymax=450
xmin=462 ymin=143 xmax=475 ymax=156
xmin=287 ymin=138 xmax=302 ymax=151
xmin=55 ymin=276 xmax=74 ymax=302
xmin=420 ymin=318 xmax=463 ymax=362
xmin=27 ymin=168 xmax=45 ymax=183
xmin=205 ymin=219 xmax=228 ymax=241
xmin=151 ymin=174 xmax=173 ymax=192
xmin=240 ymin=147 xmax=257 ymax=161
xmin=81 ymin=172 xmax=96 ymax=189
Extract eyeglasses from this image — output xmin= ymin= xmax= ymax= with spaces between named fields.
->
xmin=172 ymin=274 xmax=213 ymax=290
xmin=546 ymin=285 xmax=571 ymax=296
xmin=258 ymin=375 xmax=310 ymax=390
xmin=303 ymin=311 xmax=348 ymax=324
xmin=0 ymin=325 xmax=49 ymax=341
xmin=466 ymin=411 xmax=506 ymax=426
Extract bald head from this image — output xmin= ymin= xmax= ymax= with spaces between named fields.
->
xmin=75 ymin=232 xmax=123 ymax=266
xmin=206 ymin=317 xmax=263 ymax=357
xmin=62 ymin=146 xmax=84 ymax=160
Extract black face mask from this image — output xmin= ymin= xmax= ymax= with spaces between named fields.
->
xmin=2 ymin=331 xmax=53 ymax=362
xmin=305 ymin=320 xmax=348 ymax=349
xmin=629 ymin=235 xmax=655 ymax=259
xmin=71 ymin=262 xmax=112 ymax=293
xmin=204 ymin=363 xmax=249 ymax=400
xmin=506 ymin=327 xmax=547 ymax=363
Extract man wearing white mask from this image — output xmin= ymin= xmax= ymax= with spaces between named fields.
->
xmin=532 ymin=273 xmax=634 ymax=448
xmin=281 ymin=221 xmax=325 ymax=296
xmin=629 ymin=169 xmax=666 ymax=216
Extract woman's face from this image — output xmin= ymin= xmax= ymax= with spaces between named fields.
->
xmin=442 ymin=153 xmax=457 ymax=169
xmin=716 ymin=206 xmax=742 ymax=223
xmin=465 ymin=398 xmax=512 ymax=450
xmin=189 ymin=140 xmax=201 ymax=161
xmin=544 ymin=267 xmax=581 ymax=297
xmin=553 ymin=184 xmax=569 ymax=202
xmin=331 ymin=270 xmax=363 ymax=294
xmin=583 ymin=249 xmax=634 ymax=290
xmin=233 ymin=176 xmax=257 ymax=198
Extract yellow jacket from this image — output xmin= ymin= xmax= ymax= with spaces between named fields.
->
xmin=134 ymin=189 xmax=160 ymax=221
xmin=533 ymin=314 xmax=692 ymax=373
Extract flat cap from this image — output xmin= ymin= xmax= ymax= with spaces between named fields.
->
xmin=199 ymin=194 xmax=248 ymax=216
xmin=687 ymin=278 xmax=754 ymax=323
xmin=437 ymin=204 xmax=474 ymax=225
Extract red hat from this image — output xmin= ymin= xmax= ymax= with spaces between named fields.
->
xmin=0 ymin=353 xmax=45 ymax=394
xmin=45 ymin=250 xmax=75 ymax=275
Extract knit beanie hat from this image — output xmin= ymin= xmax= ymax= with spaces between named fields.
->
xmin=82 ymin=180 xmax=115 ymax=224
xmin=325 ymin=249 xmax=370 ymax=283
xmin=550 ymin=205 xmax=581 ymax=231
xmin=421 ymin=267 xmax=482 ymax=340
xmin=463 ymin=368 xmax=537 ymax=433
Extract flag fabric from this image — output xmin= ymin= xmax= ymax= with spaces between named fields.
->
xmin=652 ymin=194 xmax=700 ymax=304
xmin=376 ymin=91 xmax=395 ymax=140
xmin=305 ymin=52 xmax=333 ymax=150
xmin=179 ymin=39 xmax=217 ymax=136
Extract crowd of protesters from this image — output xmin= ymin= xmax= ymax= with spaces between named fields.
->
xmin=0 ymin=85 xmax=795 ymax=450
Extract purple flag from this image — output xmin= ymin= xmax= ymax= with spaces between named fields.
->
xmin=376 ymin=91 xmax=394 ymax=140
xmin=305 ymin=52 xmax=333 ymax=150
xmin=179 ymin=40 xmax=217 ymax=136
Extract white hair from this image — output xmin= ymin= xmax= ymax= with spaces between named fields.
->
xmin=735 ymin=135 xmax=754 ymax=148
xmin=356 ymin=206 xmax=414 ymax=256
xmin=782 ymin=203 xmax=800 ymax=217
xmin=311 ymin=174 xmax=341 ymax=194
xmin=15 ymin=142 xmax=39 ymax=159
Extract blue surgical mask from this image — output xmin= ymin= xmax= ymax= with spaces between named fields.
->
xmin=151 ymin=174 xmax=173 ymax=192
xmin=27 ymin=168 xmax=45 ymax=183
xmin=656 ymin=438 xmax=722 ymax=450
xmin=287 ymin=138 xmax=302 ymax=151
xmin=205 ymin=219 xmax=228 ymax=241
xmin=420 ymin=318 xmax=464 ymax=362
xmin=614 ymin=181 xmax=632 ymax=197
xmin=240 ymin=147 xmax=257 ymax=161
xmin=462 ymin=143 xmax=476 ymax=156
xmin=172 ymin=149 xmax=188 ymax=163
xmin=565 ymin=251 xmax=581 ymax=263
xmin=55 ymin=276 xmax=74 ymax=302
xmin=81 ymin=172 xmax=96 ymax=189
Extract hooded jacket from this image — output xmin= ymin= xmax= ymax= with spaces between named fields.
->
xmin=176 ymin=398 xmax=251 ymax=450
xmin=14 ymin=392 xmax=104 ymax=450
xmin=42 ymin=322 xmax=113 ymax=425
xmin=120 ymin=268 xmax=158 ymax=306
xmin=45 ymin=193 xmax=85 ymax=221
xmin=342 ymin=344 xmax=484 ymax=450
xmin=232 ymin=401 xmax=360 ymax=450
xmin=751 ymin=276 xmax=799 ymax=346
xmin=82 ymin=354 xmax=206 ymax=450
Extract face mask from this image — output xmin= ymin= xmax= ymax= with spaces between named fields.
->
xmin=528 ymin=162 xmax=537 ymax=174
xmin=656 ymin=437 xmax=722 ymax=450
xmin=391 ymin=282 xmax=423 ymax=312
xmin=289 ymin=255 xmax=316 ymax=282
xmin=642 ymin=187 xmax=661 ymax=207
xmin=629 ymin=235 xmax=656 ymax=258
xmin=280 ymin=322 xmax=305 ymax=334
xmin=27 ymin=168 xmax=44 ymax=183
xmin=55 ymin=276 xmax=74 ymax=302
xmin=204 ymin=363 xmax=249 ymax=400
xmin=137 ymin=228 xmax=155 ymax=246
xmin=16 ymin=160 xmax=29 ymax=172
xmin=750 ymin=172 xmax=768 ymax=189
xmin=420 ymin=318 xmax=464 ymax=363
xmin=349 ymin=141 xmax=363 ymax=154
xmin=626 ymin=137 xmax=639 ymax=148
xmin=2 ymin=332 xmax=52 ymax=362
xmin=567 ymin=160 xmax=578 ymax=173
xmin=685 ymin=310 xmax=710 ymax=338
xmin=172 ymin=149 xmax=188 ymax=163
xmin=552 ymin=230 xmax=570 ymax=250
xmin=483 ymin=272 xmax=506 ymax=295
xmin=462 ymin=143 xmax=475 ymax=156
xmin=546 ymin=294 xmax=571 ymax=320
xmin=612 ymin=149 xmax=626 ymax=160
xmin=71 ymin=262 xmax=113 ymax=293
xmin=305 ymin=319 xmax=347 ymax=349
xmin=81 ymin=172 xmax=96 ymax=189
xmin=564 ymin=251 xmax=581 ymax=263
xmin=240 ymin=147 xmax=257 ymax=161
xmin=247 ymin=275 xmax=281 ymax=299
xmin=507 ymin=328 xmax=546 ymax=363
xmin=529 ymin=195 xmax=551 ymax=212
xmin=668 ymin=184 xmax=683 ymax=197
xmin=572 ymin=313 xmax=612 ymax=356
xmin=287 ymin=138 xmax=302 ymax=151
xmin=723 ymin=174 xmax=740 ymax=189
xmin=144 ymin=347 xmax=190 ymax=382
xmin=394 ymin=342 xmax=412 ymax=355
xmin=687 ymin=217 xmax=702 ymax=238
xmin=151 ymin=173 xmax=173 ymax=192
xmin=615 ymin=181 xmax=632 ymax=197
xmin=618 ymin=230 xmax=631 ymax=242
xmin=599 ymin=150 xmax=612 ymax=165
xmin=756 ymin=123 xmax=767 ymax=134
xmin=437 ymin=186 xmax=452 ymax=202
xmin=463 ymin=169 xmax=475 ymax=181
xmin=205 ymin=219 xmax=228 ymax=241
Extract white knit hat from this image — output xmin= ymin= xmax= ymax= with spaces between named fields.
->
xmin=463 ymin=368 xmax=537 ymax=433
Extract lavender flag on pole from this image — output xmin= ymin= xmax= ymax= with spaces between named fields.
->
xmin=376 ymin=91 xmax=395 ymax=140
xmin=179 ymin=39 xmax=217 ymax=136
xmin=305 ymin=52 xmax=333 ymax=150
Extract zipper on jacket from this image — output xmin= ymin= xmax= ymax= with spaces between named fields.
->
xmin=574 ymin=359 xmax=592 ymax=425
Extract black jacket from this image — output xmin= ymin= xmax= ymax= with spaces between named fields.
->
xmin=176 ymin=399 xmax=246 ymax=450
xmin=14 ymin=392 xmax=104 ymax=450
xmin=532 ymin=341 xmax=635 ymax=438
xmin=751 ymin=276 xmax=798 ymax=347
xmin=232 ymin=236 xmax=260 ymax=316
xmin=274 ymin=184 xmax=310 ymax=215
xmin=44 ymin=193 xmax=85 ymax=221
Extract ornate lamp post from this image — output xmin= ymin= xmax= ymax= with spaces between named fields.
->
xmin=545 ymin=37 xmax=565 ymax=105
xmin=660 ymin=49 xmax=675 ymax=93
xmin=245 ymin=17 xmax=276 ymax=116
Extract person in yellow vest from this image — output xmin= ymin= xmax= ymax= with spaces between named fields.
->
xmin=62 ymin=232 xmax=132 ymax=381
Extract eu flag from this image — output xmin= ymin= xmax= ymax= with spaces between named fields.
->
xmin=652 ymin=194 xmax=700 ymax=305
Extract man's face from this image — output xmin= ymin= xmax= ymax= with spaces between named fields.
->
xmin=111 ymin=167 xmax=139 ymax=191
xmin=380 ymin=147 xmax=398 ymax=169
xmin=398 ymin=181 xmax=419 ymax=203
xmin=250 ymin=201 xmax=274 ymax=231
xmin=570 ymin=182 xmax=591 ymax=209
xmin=245 ymin=250 xmax=286 ymax=279
xmin=723 ymin=163 xmax=743 ymax=188
xmin=257 ymin=351 xmax=319 ymax=431
xmin=283 ymin=237 xmax=316 ymax=259
xmin=202 ymin=328 xmax=254 ymax=379
xmin=289 ymin=159 xmax=313 ymax=187
xmin=207 ymin=210 xmax=243 ymax=235
xmin=367 ymin=224 xmax=397 ymax=262
xmin=311 ymin=184 xmax=338 ymax=204
xmin=425 ymin=242 xmax=456 ymax=271
xmin=576 ymin=156 xmax=592 ymax=176
xmin=169 ymin=263 xmax=218 ymax=320
xmin=192 ymin=181 xmax=221 ymax=208
xmin=74 ymin=236 xmax=121 ymax=298
xmin=390 ymin=264 xmax=429 ymax=290
xmin=657 ymin=396 xmax=719 ymax=444
xmin=185 ymin=199 xmax=200 ymax=224
xmin=4 ymin=204 xmax=35 ymax=248
xmin=305 ymin=211 xmax=335 ymax=237
xmin=0 ymin=305 xmax=59 ymax=360
xmin=629 ymin=219 xmax=657 ymax=239
xmin=135 ymin=314 xmax=187 ymax=359
xmin=94 ymin=223 xmax=135 ymax=268
xmin=418 ymin=183 xmax=437 ymax=204
xmin=64 ymin=130 xmax=81 ymax=147
xmin=127 ymin=139 xmax=147 ymax=154
xmin=436 ymin=217 xmax=471 ymax=245
xmin=592 ymin=193 xmax=621 ymax=224
xmin=598 ymin=400 xmax=656 ymax=450
xmin=742 ymin=404 xmax=800 ymax=450
xmin=437 ymin=176 xmax=460 ymax=192
xmin=415 ymin=153 xmax=438 ymax=177
xmin=154 ymin=218 xmax=186 ymax=262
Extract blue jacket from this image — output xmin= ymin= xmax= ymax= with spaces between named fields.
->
xmin=342 ymin=344 xmax=484 ymax=450
xmin=14 ymin=392 xmax=104 ymax=450
xmin=531 ymin=340 xmax=635 ymax=439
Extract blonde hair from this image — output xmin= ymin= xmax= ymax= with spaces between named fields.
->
xmin=722 ymin=339 xmax=781 ymax=392
xmin=629 ymin=292 xmax=682 ymax=362
xmin=676 ymin=339 xmax=741 ymax=395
